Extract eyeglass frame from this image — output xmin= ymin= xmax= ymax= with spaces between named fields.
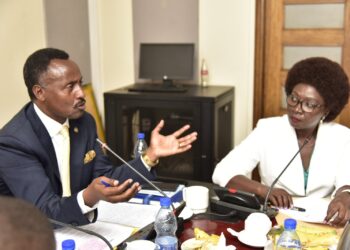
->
xmin=286 ymin=94 xmax=324 ymax=113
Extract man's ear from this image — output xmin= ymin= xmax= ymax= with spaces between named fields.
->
xmin=32 ymin=84 xmax=45 ymax=101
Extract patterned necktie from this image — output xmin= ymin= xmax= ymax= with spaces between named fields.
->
xmin=60 ymin=124 xmax=71 ymax=197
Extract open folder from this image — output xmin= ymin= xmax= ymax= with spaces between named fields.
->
xmin=130 ymin=183 xmax=185 ymax=205
xmin=274 ymin=197 xmax=343 ymax=249
xmin=55 ymin=202 xmax=163 ymax=250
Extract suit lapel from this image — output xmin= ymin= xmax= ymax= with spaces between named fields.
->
xmin=25 ymin=104 xmax=61 ymax=189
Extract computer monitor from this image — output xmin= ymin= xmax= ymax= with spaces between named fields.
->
xmin=139 ymin=43 xmax=194 ymax=87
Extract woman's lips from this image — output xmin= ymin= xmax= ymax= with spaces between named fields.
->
xmin=290 ymin=116 xmax=301 ymax=124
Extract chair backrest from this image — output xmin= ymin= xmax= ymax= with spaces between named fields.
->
xmin=82 ymin=83 xmax=105 ymax=142
xmin=337 ymin=221 xmax=350 ymax=250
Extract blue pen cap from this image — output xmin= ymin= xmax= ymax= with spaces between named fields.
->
xmin=137 ymin=133 xmax=145 ymax=139
xmin=62 ymin=239 xmax=75 ymax=250
xmin=160 ymin=197 xmax=171 ymax=208
xmin=284 ymin=218 xmax=297 ymax=230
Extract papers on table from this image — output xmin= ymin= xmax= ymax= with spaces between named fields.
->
xmin=97 ymin=201 xmax=160 ymax=228
xmin=54 ymin=220 xmax=134 ymax=250
xmin=55 ymin=201 xmax=161 ymax=250
xmin=54 ymin=184 xmax=185 ymax=250
xmin=278 ymin=197 xmax=330 ymax=223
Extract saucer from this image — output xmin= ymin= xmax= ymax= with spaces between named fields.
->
xmin=127 ymin=240 xmax=157 ymax=250
xmin=179 ymin=206 xmax=194 ymax=220
xmin=238 ymin=231 xmax=267 ymax=248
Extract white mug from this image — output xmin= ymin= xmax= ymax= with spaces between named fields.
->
xmin=182 ymin=186 xmax=209 ymax=214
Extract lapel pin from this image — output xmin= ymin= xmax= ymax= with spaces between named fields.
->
xmin=74 ymin=127 xmax=79 ymax=133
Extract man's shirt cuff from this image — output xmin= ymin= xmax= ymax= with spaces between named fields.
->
xmin=77 ymin=190 xmax=99 ymax=214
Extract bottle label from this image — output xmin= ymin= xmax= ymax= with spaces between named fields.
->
xmin=277 ymin=239 xmax=301 ymax=249
xmin=155 ymin=236 xmax=178 ymax=250
xmin=201 ymin=69 xmax=208 ymax=75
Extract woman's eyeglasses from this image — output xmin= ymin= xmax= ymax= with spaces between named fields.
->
xmin=286 ymin=94 xmax=323 ymax=113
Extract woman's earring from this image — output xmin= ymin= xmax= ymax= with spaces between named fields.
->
xmin=320 ymin=115 xmax=326 ymax=124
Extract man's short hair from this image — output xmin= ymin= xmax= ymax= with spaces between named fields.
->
xmin=23 ymin=48 xmax=69 ymax=100
xmin=0 ymin=196 xmax=55 ymax=250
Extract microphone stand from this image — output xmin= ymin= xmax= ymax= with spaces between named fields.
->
xmin=96 ymin=138 xmax=176 ymax=211
xmin=262 ymin=136 xmax=311 ymax=212
xmin=97 ymin=138 xmax=186 ymax=243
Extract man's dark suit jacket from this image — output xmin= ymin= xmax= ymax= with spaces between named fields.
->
xmin=0 ymin=103 xmax=156 ymax=225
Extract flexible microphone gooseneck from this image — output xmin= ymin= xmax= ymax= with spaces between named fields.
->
xmin=96 ymin=138 xmax=175 ymax=211
xmin=262 ymin=136 xmax=311 ymax=212
xmin=97 ymin=138 xmax=187 ymax=244
xmin=49 ymin=218 xmax=113 ymax=250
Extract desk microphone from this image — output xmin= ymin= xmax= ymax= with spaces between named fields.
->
xmin=211 ymin=133 xmax=313 ymax=219
xmin=96 ymin=138 xmax=175 ymax=210
xmin=96 ymin=139 xmax=185 ymax=243
xmin=262 ymin=136 xmax=311 ymax=212
xmin=49 ymin=218 xmax=113 ymax=250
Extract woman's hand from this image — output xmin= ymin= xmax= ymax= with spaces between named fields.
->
xmin=325 ymin=191 xmax=350 ymax=227
xmin=227 ymin=175 xmax=293 ymax=208
xmin=266 ymin=188 xmax=294 ymax=209
xmin=145 ymin=119 xmax=198 ymax=162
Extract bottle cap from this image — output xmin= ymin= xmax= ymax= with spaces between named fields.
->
xmin=284 ymin=218 xmax=297 ymax=230
xmin=137 ymin=133 xmax=145 ymax=139
xmin=160 ymin=197 xmax=171 ymax=207
xmin=62 ymin=239 xmax=75 ymax=249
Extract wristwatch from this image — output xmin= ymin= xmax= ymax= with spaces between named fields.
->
xmin=142 ymin=153 xmax=159 ymax=167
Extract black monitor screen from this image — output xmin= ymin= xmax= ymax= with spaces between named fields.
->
xmin=139 ymin=43 xmax=194 ymax=81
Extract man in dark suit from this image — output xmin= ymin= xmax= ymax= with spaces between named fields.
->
xmin=0 ymin=48 xmax=197 ymax=225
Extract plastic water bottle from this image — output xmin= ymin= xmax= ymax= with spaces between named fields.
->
xmin=133 ymin=132 xmax=148 ymax=158
xmin=276 ymin=218 xmax=302 ymax=250
xmin=62 ymin=239 xmax=75 ymax=250
xmin=200 ymin=59 xmax=209 ymax=88
xmin=154 ymin=197 xmax=178 ymax=250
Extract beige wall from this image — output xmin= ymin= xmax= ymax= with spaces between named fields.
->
xmin=1 ymin=0 xmax=255 ymax=145
xmin=0 ymin=0 xmax=46 ymax=127
xmin=88 ymin=0 xmax=135 ymax=117
xmin=90 ymin=0 xmax=256 ymax=145
xmin=199 ymin=0 xmax=255 ymax=144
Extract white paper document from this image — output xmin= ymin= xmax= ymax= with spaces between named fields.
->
xmin=97 ymin=201 xmax=160 ymax=228
xmin=54 ymin=220 xmax=134 ymax=250
xmin=55 ymin=201 xmax=161 ymax=250
xmin=278 ymin=197 xmax=330 ymax=223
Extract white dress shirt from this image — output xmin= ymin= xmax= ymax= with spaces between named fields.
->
xmin=212 ymin=115 xmax=350 ymax=197
xmin=33 ymin=104 xmax=97 ymax=216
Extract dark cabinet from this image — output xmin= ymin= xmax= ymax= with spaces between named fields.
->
xmin=104 ymin=84 xmax=234 ymax=182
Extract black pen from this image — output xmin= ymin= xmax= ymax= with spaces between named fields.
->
xmin=270 ymin=205 xmax=306 ymax=212
xmin=101 ymin=180 xmax=111 ymax=187
xmin=290 ymin=206 xmax=306 ymax=212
